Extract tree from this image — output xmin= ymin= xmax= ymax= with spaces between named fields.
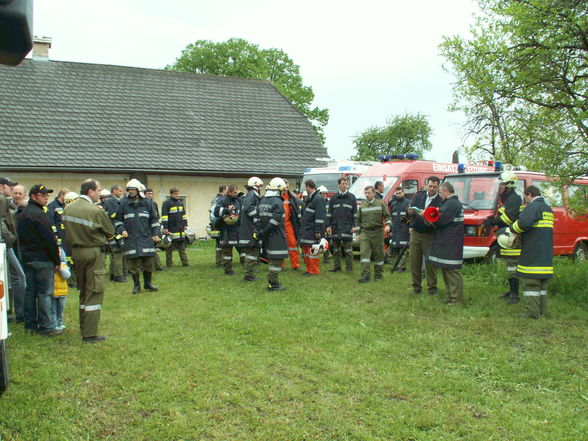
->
xmin=440 ymin=0 xmax=588 ymax=187
xmin=351 ymin=113 xmax=433 ymax=161
xmin=166 ymin=38 xmax=329 ymax=144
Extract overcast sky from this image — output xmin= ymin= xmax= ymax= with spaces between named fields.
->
xmin=33 ymin=0 xmax=478 ymax=163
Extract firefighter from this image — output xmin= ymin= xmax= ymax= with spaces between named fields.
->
xmin=407 ymin=176 xmax=442 ymax=295
xmin=509 ymin=185 xmax=554 ymax=319
xmin=144 ymin=188 xmax=165 ymax=272
xmin=356 ymin=185 xmax=391 ymax=282
xmin=62 ymin=180 xmax=114 ymax=342
xmin=299 ymin=179 xmax=326 ymax=276
xmin=161 ymin=187 xmax=189 ymax=267
xmin=239 ymin=177 xmax=263 ymax=281
xmin=103 ymin=186 xmax=126 ymax=282
xmin=483 ymin=171 xmax=524 ymax=303
xmin=318 ymin=185 xmax=332 ymax=264
xmin=209 ymin=185 xmax=228 ymax=267
xmin=257 ymin=177 xmax=289 ymax=291
xmin=327 ymin=176 xmax=357 ymax=273
xmin=282 ymin=179 xmax=301 ymax=270
xmin=214 ymin=184 xmax=242 ymax=275
xmin=426 ymin=181 xmax=464 ymax=305
xmin=47 ymin=188 xmax=69 ymax=247
xmin=115 ymin=179 xmax=161 ymax=294
xmin=388 ymin=187 xmax=410 ymax=272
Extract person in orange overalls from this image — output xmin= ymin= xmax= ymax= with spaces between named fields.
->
xmin=282 ymin=181 xmax=301 ymax=270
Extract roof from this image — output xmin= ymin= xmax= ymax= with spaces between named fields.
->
xmin=0 ymin=59 xmax=328 ymax=176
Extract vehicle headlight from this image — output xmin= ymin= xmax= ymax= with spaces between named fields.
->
xmin=465 ymin=226 xmax=478 ymax=236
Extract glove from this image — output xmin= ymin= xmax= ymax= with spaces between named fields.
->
xmin=482 ymin=215 xmax=495 ymax=228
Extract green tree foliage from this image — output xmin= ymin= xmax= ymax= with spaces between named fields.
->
xmin=351 ymin=113 xmax=432 ymax=161
xmin=167 ymin=38 xmax=329 ymax=144
xmin=440 ymin=0 xmax=588 ymax=187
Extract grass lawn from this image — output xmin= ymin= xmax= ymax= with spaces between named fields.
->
xmin=1 ymin=241 xmax=586 ymax=441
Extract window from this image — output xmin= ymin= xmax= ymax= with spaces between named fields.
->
xmin=532 ymin=180 xmax=562 ymax=206
xmin=400 ymin=179 xmax=419 ymax=200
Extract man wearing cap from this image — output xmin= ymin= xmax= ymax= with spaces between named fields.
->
xmin=1 ymin=177 xmax=26 ymax=324
xmin=17 ymin=184 xmax=63 ymax=336
xmin=63 ymin=179 xmax=115 ymax=342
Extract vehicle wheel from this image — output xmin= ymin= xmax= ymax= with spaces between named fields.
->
xmin=573 ymin=242 xmax=587 ymax=263
xmin=0 ymin=339 xmax=9 ymax=395
xmin=485 ymin=244 xmax=499 ymax=264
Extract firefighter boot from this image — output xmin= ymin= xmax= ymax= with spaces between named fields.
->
xmin=143 ymin=271 xmax=158 ymax=292
xmin=539 ymin=295 xmax=548 ymax=317
xmin=267 ymin=281 xmax=285 ymax=292
xmin=132 ymin=273 xmax=141 ymax=294
xmin=521 ymin=296 xmax=540 ymax=319
xmin=507 ymin=278 xmax=520 ymax=304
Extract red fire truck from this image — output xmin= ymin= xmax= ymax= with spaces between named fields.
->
xmin=443 ymin=169 xmax=588 ymax=261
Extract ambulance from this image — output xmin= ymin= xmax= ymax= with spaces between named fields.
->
xmin=302 ymin=160 xmax=376 ymax=196
xmin=443 ymin=165 xmax=588 ymax=261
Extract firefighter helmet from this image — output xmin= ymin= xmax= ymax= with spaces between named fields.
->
xmin=160 ymin=234 xmax=173 ymax=249
xmin=310 ymin=238 xmax=329 ymax=256
xmin=247 ymin=177 xmax=264 ymax=188
xmin=268 ymin=177 xmax=287 ymax=191
xmin=317 ymin=185 xmax=328 ymax=193
xmin=498 ymin=171 xmax=518 ymax=188
xmin=497 ymin=228 xmax=518 ymax=249
xmin=63 ymin=191 xmax=79 ymax=205
xmin=223 ymin=214 xmax=239 ymax=225
xmin=126 ymin=179 xmax=146 ymax=198
xmin=185 ymin=226 xmax=196 ymax=245
xmin=99 ymin=189 xmax=111 ymax=198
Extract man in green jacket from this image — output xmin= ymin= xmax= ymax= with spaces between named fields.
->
xmin=356 ymin=186 xmax=391 ymax=283
xmin=63 ymin=179 xmax=115 ymax=343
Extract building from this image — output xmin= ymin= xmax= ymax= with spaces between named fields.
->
xmin=0 ymin=39 xmax=328 ymax=236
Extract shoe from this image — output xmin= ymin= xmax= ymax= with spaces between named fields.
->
xmin=358 ymin=276 xmax=370 ymax=283
xmin=346 ymin=267 xmax=353 ymax=273
xmin=225 ymin=270 xmax=235 ymax=275
xmin=109 ymin=274 xmax=115 ymax=281
xmin=374 ymin=274 xmax=383 ymax=281
xmin=83 ymin=335 xmax=107 ymax=343
xmin=428 ymin=290 xmax=439 ymax=296
xmin=182 ymin=263 xmax=190 ymax=267
xmin=143 ymin=271 xmax=158 ymax=292
xmin=166 ymin=265 xmax=173 ymax=268
xmin=499 ymin=292 xmax=510 ymax=299
xmin=267 ymin=283 xmax=286 ymax=292
xmin=292 ymin=267 xmax=301 ymax=271
xmin=156 ymin=267 xmax=166 ymax=272
xmin=411 ymin=289 xmax=422 ymax=295
xmin=244 ymin=275 xmax=258 ymax=282
xmin=508 ymin=296 xmax=520 ymax=305
xmin=132 ymin=273 xmax=141 ymax=294
xmin=328 ymin=267 xmax=341 ymax=273
xmin=113 ymin=276 xmax=127 ymax=283
xmin=396 ymin=267 xmax=406 ymax=273
xmin=40 ymin=328 xmax=65 ymax=336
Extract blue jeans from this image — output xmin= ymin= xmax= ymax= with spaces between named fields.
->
xmin=7 ymin=248 xmax=26 ymax=321
xmin=23 ymin=261 xmax=56 ymax=333
xmin=51 ymin=296 xmax=67 ymax=329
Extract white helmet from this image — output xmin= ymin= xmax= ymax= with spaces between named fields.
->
xmin=310 ymin=238 xmax=329 ymax=256
xmin=268 ymin=177 xmax=287 ymax=191
xmin=317 ymin=185 xmax=328 ymax=193
xmin=99 ymin=189 xmax=111 ymax=198
xmin=247 ymin=176 xmax=263 ymax=188
xmin=498 ymin=171 xmax=517 ymax=188
xmin=497 ymin=229 xmax=518 ymax=249
xmin=126 ymin=179 xmax=146 ymax=198
xmin=64 ymin=191 xmax=79 ymax=205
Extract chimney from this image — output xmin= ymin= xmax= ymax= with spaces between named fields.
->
xmin=32 ymin=36 xmax=52 ymax=61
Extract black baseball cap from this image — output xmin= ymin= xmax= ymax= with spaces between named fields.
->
xmin=29 ymin=184 xmax=54 ymax=197
xmin=0 ymin=177 xmax=17 ymax=186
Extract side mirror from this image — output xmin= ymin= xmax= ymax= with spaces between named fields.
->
xmin=0 ymin=0 xmax=33 ymax=66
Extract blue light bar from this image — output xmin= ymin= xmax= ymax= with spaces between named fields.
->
xmin=304 ymin=168 xmax=312 ymax=173
xmin=338 ymin=165 xmax=352 ymax=171
xmin=494 ymin=161 xmax=503 ymax=171
xmin=457 ymin=163 xmax=466 ymax=173
xmin=406 ymin=153 xmax=419 ymax=160
xmin=378 ymin=155 xmax=392 ymax=162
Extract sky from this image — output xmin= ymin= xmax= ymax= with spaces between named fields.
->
xmin=32 ymin=0 xmax=479 ymax=163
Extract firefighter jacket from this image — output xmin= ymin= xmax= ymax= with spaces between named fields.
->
xmin=283 ymin=191 xmax=301 ymax=238
xmin=162 ymin=197 xmax=188 ymax=241
xmin=409 ymin=190 xmax=443 ymax=234
xmin=47 ymin=197 xmax=66 ymax=246
xmin=510 ymin=197 xmax=554 ymax=279
xmin=238 ymin=188 xmax=261 ymax=248
xmin=427 ymin=195 xmax=464 ymax=269
xmin=356 ymin=199 xmax=390 ymax=233
xmin=496 ymin=188 xmax=523 ymax=258
xmin=214 ymin=194 xmax=242 ymax=247
xmin=258 ymin=190 xmax=288 ymax=259
xmin=328 ymin=191 xmax=357 ymax=241
xmin=388 ymin=196 xmax=410 ymax=247
xmin=0 ymin=194 xmax=16 ymax=248
xmin=115 ymin=196 xmax=161 ymax=258
xmin=103 ymin=196 xmax=121 ymax=225
xmin=299 ymin=190 xmax=326 ymax=245
xmin=62 ymin=196 xmax=114 ymax=249
xmin=16 ymin=199 xmax=60 ymax=265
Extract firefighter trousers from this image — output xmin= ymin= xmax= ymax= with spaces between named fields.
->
xmin=166 ymin=239 xmax=189 ymax=266
xmin=521 ymin=278 xmax=548 ymax=318
xmin=332 ymin=239 xmax=353 ymax=271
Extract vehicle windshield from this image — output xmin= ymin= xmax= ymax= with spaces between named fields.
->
xmin=349 ymin=176 xmax=399 ymax=200
xmin=444 ymin=175 xmax=500 ymax=210
xmin=302 ymin=174 xmax=341 ymax=193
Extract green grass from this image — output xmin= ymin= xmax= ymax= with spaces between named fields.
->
xmin=1 ymin=242 xmax=587 ymax=441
